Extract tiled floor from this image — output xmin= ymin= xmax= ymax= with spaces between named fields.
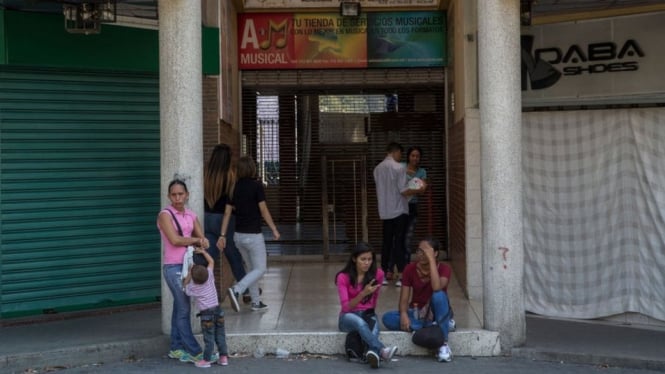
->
xmin=264 ymin=223 xmax=354 ymax=256
xmin=223 ymin=261 xmax=483 ymax=334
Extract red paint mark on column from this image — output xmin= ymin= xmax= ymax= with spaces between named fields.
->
xmin=498 ymin=246 xmax=509 ymax=261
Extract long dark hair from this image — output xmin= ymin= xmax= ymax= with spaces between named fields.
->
xmin=335 ymin=242 xmax=377 ymax=288
xmin=406 ymin=146 xmax=423 ymax=164
xmin=204 ymin=144 xmax=235 ymax=208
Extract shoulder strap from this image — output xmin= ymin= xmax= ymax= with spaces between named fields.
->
xmin=164 ymin=209 xmax=184 ymax=236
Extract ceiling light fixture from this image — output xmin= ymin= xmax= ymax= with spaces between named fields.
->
xmin=63 ymin=0 xmax=117 ymax=35
xmin=340 ymin=2 xmax=361 ymax=17
xmin=520 ymin=0 xmax=532 ymax=26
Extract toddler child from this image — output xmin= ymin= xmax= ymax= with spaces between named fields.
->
xmin=184 ymin=248 xmax=229 ymax=368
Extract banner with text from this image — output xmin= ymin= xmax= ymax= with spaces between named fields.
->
xmin=238 ymin=11 xmax=446 ymax=70
xmin=243 ymin=0 xmax=441 ymax=10
xmin=521 ymin=12 xmax=665 ymax=105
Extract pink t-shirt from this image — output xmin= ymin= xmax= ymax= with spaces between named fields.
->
xmin=336 ymin=269 xmax=385 ymax=314
xmin=158 ymin=206 xmax=197 ymax=265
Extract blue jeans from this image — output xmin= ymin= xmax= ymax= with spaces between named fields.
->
xmin=204 ymin=212 xmax=246 ymax=282
xmin=338 ymin=311 xmax=384 ymax=354
xmin=381 ymin=290 xmax=451 ymax=342
xmin=199 ymin=306 xmax=228 ymax=361
xmin=163 ymin=264 xmax=202 ymax=355
xmin=233 ymin=232 xmax=267 ymax=303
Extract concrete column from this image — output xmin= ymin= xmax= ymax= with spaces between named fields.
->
xmin=158 ymin=0 xmax=203 ymax=335
xmin=477 ymin=0 xmax=526 ymax=349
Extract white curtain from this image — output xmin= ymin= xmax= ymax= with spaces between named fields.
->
xmin=523 ymin=108 xmax=665 ymax=321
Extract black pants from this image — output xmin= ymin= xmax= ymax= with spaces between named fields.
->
xmin=381 ymin=213 xmax=409 ymax=274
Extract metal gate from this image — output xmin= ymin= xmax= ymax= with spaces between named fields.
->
xmin=0 ymin=66 xmax=160 ymax=318
xmin=321 ymin=155 xmax=368 ymax=259
xmin=241 ymin=68 xmax=448 ymax=257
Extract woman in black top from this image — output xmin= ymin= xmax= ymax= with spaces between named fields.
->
xmin=219 ymin=156 xmax=280 ymax=312
xmin=203 ymin=144 xmax=247 ymax=290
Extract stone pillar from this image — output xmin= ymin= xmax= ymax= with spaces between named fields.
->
xmin=158 ymin=0 xmax=203 ymax=335
xmin=477 ymin=0 xmax=526 ymax=349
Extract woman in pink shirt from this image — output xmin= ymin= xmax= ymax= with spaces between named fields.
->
xmin=157 ymin=179 xmax=210 ymax=363
xmin=335 ymin=242 xmax=397 ymax=369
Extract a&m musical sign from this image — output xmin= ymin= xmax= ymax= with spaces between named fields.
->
xmin=238 ymin=11 xmax=446 ymax=69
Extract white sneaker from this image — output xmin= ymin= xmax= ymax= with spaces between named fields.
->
xmin=366 ymin=350 xmax=380 ymax=368
xmin=395 ymin=279 xmax=402 ymax=287
xmin=227 ymin=287 xmax=240 ymax=312
xmin=437 ymin=344 xmax=452 ymax=362
xmin=380 ymin=345 xmax=398 ymax=361
xmin=449 ymin=318 xmax=456 ymax=332
xmin=382 ymin=278 xmax=389 ymax=286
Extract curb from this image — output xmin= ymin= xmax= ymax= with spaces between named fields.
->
xmin=511 ymin=347 xmax=665 ymax=372
xmin=2 ymin=329 xmax=499 ymax=373
xmin=1 ymin=336 xmax=169 ymax=374
xmin=7 ymin=331 xmax=663 ymax=373
xmin=226 ymin=329 xmax=500 ymax=357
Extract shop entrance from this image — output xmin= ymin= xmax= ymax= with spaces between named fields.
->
xmin=241 ymin=69 xmax=448 ymax=258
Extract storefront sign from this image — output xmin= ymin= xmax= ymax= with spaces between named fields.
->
xmin=238 ymin=11 xmax=446 ymax=69
xmin=521 ymin=12 xmax=664 ymax=104
xmin=243 ymin=0 xmax=441 ymax=10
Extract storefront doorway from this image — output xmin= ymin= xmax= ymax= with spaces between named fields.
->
xmin=241 ymin=68 xmax=449 ymax=258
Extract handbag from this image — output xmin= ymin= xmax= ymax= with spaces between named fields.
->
xmin=412 ymin=325 xmax=445 ymax=349
xmin=344 ymin=309 xmax=376 ymax=362
xmin=345 ymin=331 xmax=367 ymax=362
xmin=410 ymin=301 xmax=450 ymax=349
xmin=164 ymin=209 xmax=207 ymax=266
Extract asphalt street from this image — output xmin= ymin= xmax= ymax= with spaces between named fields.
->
xmin=20 ymin=354 xmax=665 ymax=374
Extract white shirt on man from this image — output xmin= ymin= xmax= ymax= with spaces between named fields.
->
xmin=373 ymin=155 xmax=409 ymax=220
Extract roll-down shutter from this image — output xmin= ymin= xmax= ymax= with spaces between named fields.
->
xmin=0 ymin=66 xmax=160 ymax=318
xmin=241 ymin=68 xmax=448 ymax=256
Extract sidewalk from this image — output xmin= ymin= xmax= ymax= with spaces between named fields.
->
xmin=1 ymin=262 xmax=664 ymax=373
xmin=514 ymin=315 xmax=665 ymax=372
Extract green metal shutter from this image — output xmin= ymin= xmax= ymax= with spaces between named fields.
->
xmin=0 ymin=66 xmax=160 ymax=318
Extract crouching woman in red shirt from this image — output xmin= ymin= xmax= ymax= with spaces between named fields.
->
xmin=381 ymin=237 xmax=454 ymax=363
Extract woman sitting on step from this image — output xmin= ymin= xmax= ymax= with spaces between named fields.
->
xmin=335 ymin=242 xmax=398 ymax=369
xmin=381 ymin=237 xmax=454 ymax=363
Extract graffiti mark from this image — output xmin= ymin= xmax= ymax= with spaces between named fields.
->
xmin=498 ymin=246 xmax=509 ymax=261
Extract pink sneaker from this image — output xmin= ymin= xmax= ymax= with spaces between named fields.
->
xmin=195 ymin=359 xmax=212 ymax=368
xmin=217 ymin=355 xmax=229 ymax=366
xmin=381 ymin=345 xmax=398 ymax=361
